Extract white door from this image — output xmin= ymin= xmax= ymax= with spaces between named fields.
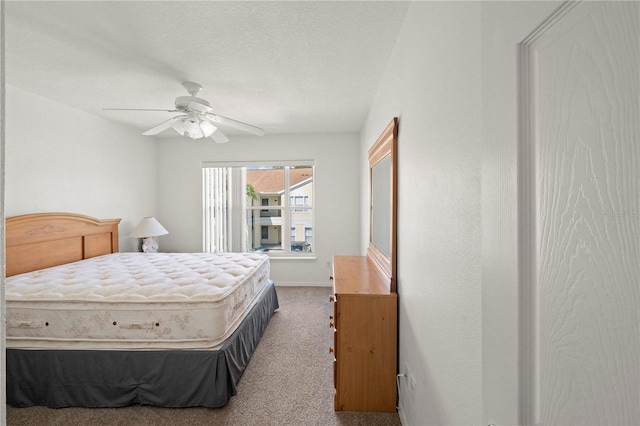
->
xmin=519 ymin=1 xmax=639 ymax=425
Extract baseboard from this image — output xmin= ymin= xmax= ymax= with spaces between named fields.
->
xmin=274 ymin=282 xmax=332 ymax=287
xmin=398 ymin=403 xmax=408 ymax=425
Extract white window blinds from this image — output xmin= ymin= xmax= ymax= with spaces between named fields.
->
xmin=202 ymin=167 xmax=246 ymax=253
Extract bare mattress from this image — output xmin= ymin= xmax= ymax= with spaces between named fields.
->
xmin=6 ymin=252 xmax=271 ymax=350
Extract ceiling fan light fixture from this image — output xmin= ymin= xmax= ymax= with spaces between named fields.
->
xmin=185 ymin=128 xmax=203 ymax=139
xmin=199 ymin=120 xmax=217 ymax=138
xmin=183 ymin=114 xmax=204 ymax=139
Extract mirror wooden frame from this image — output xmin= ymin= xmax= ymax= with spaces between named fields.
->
xmin=367 ymin=117 xmax=398 ymax=293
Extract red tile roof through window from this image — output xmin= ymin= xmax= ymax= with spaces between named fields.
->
xmin=247 ymin=168 xmax=312 ymax=193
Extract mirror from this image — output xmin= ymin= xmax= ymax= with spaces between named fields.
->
xmin=367 ymin=117 xmax=398 ymax=293
xmin=371 ymin=155 xmax=391 ymax=257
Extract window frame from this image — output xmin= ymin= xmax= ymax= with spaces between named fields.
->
xmin=202 ymin=160 xmax=315 ymax=258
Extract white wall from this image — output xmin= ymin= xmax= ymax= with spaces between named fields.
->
xmin=156 ymin=132 xmax=361 ymax=286
xmin=361 ymin=2 xmax=482 ymax=424
xmin=5 ymin=85 xmax=157 ymax=252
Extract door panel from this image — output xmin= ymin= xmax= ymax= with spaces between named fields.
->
xmin=520 ymin=2 xmax=639 ymax=425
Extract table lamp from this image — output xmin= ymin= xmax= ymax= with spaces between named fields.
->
xmin=129 ymin=217 xmax=169 ymax=253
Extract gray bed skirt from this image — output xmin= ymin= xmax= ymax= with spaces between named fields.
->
xmin=7 ymin=281 xmax=279 ymax=408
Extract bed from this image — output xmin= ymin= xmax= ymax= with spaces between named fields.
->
xmin=5 ymin=212 xmax=279 ymax=408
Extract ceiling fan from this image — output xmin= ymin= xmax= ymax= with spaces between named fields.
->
xmin=104 ymin=82 xmax=265 ymax=143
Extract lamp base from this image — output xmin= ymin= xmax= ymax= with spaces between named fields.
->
xmin=141 ymin=237 xmax=159 ymax=253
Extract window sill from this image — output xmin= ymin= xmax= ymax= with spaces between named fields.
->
xmin=268 ymin=255 xmax=317 ymax=261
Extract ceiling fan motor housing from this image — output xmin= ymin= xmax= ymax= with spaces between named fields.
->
xmin=175 ymin=96 xmax=210 ymax=112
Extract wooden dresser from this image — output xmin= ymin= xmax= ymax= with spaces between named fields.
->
xmin=330 ymin=255 xmax=398 ymax=412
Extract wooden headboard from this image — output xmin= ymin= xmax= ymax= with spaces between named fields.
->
xmin=6 ymin=212 xmax=121 ymax=277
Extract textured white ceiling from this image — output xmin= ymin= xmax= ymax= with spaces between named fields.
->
xmin=5 ymin=1 xmax=409 ymax=137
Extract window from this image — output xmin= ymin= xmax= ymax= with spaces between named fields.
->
xmin=290 ymin=195 xmax=310 ymax=212
xmin=203 ymin=161 xmax=314 ymax=256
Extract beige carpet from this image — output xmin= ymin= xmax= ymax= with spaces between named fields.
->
xmin=6 ymin=286 xmax=401 ymax=426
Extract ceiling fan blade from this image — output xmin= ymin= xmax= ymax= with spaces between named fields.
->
xmin=171 ymin=118 xmax=186 ymax=135
xmin=187 ymin=101 xmax=265 ymax=136
xmin=103 ymin=108 xmax=178 ymax=112
xmin=142 ymin=116 xmax=185 ymax=135
xmin=210 ymin=128 xmax=230 ymax=144
xmin=206 ymin=113 xmax=265 ymax=136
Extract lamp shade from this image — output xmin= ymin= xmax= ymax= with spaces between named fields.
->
xmin=129 ymin=217 xmax=169 ymax=238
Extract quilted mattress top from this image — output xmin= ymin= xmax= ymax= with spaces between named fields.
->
xmin=6 ymin=252 xmax=270 ymax=303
